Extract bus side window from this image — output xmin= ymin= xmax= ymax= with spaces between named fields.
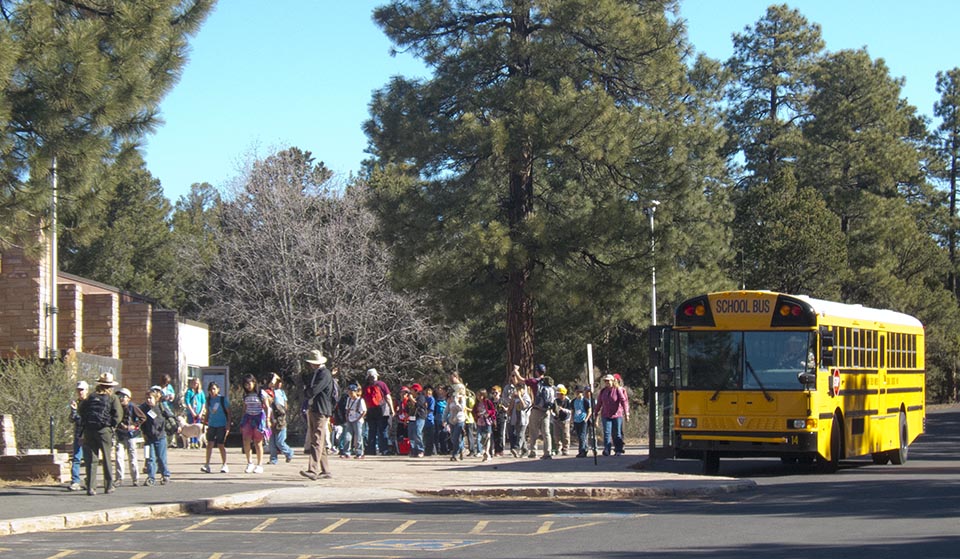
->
xmin=819 ymin=327 xmax=835 ymax=367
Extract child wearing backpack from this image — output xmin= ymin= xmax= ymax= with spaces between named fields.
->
xmin=114 ymin=387 xmax=146 ymax=487
xmin=474 ymin=389 xmax=496 ymax=461
xmin=201 ymin=382 xmax=231 ymax=474
xmin=140 ymin=388 xmax=172 ymax=486
xmin=444 ymin=389 xmax=467 ymax=461
xmin=239 ymin=374 xmax=271 ymax=474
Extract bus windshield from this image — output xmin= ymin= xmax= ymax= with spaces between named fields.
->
xmin=678 ymin=331 xmax=815 ymax=391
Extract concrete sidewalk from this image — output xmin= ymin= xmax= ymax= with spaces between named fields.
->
xmin=0 ymin=444 xmax=754 ymax=536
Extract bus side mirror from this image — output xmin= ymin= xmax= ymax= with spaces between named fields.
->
xmin=649 ymin=326 xmax=672 ymax=371
xmin=798 ymin=371 xmax=817 ymax=389
xmin=820 ymin=329 xmax=835 ymax=367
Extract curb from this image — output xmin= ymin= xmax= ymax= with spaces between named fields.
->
xmin=0 ymin=489 xmax=274 ymax=537
xmin=419 ymin=480 xmax=756 ymax=499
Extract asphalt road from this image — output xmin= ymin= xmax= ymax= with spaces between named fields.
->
xmin=3 ymin=408 xmax=960 ymax=559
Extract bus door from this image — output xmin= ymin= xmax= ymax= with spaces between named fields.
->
xmin=649 ymin=326 xmax=676 ymax=459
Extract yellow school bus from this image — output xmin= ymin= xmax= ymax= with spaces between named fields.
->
xmin=659 ymin=290 xmax=924 ymax=474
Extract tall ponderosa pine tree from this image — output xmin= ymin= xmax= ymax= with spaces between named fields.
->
xmin=0 ymin=0 xmax=213 ymax=250
xmin=725 ymin=3 xmax=824 ymax=181
xmin=59 ymin=147 xmax=177 ymax=306
xmin=170 ymin=182 xmax=221 ymax=316
xmin=934 ymin=68 xmax=960 ymax=299
xmin=366 ymin=0 xmax=732 ymax=378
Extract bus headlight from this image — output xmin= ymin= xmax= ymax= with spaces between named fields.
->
xmin=679 ymin=418 xmax=697 ymax=428
xmin=787 ymin=419 xmax=817 ymax=429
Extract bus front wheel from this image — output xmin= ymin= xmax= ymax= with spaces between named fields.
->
xmin=816 ymin=414 xmax=841 ymax=474
xmin=890 ymin=411 xmax=908 ymax=465
xmin=702 ymin=451 xmax=720 ymax=475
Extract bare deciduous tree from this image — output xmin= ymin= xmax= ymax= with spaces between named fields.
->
xmin=203 ymin=147 xmax=444 ymax=379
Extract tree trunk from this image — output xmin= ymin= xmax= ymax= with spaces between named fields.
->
xmin=505 ymin=2 xmax=536 ymax=378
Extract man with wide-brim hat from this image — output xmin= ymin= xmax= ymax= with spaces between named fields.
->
xmin=300 ymin=350 xmax=337 ymax=480
xmin=78 ymin=372 xmax=123 ymax=495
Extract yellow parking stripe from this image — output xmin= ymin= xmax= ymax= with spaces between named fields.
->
xmin=252 ymin=518 xmax=277 ymax=532
xmin=45 ymin=552 xmax=75 ymax=559
xmin=319 ymin=518 xmax=351 ymax=534
xmin=130 ymin=554 xmax=150 ymax=559
xmin=469 ymin=521 xmax=489 ymax=534
xmin=391 ymin=520 xmax=416 ymax=534
xmin=184 ymin=517 xmax=218 ymax=531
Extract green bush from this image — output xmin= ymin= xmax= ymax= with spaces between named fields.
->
xmin=0 ymin=357 xmax=73 ymax=451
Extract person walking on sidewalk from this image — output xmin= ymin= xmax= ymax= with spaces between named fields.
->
xmin=598 ymin=374 xmax=627 ymax=456
xmin=239 ymin=374 xmax=271 ymax=474
xmin=79 ymin=372 xmax=123 ymax=495
xmin=474 ymin=389 xmax=496 ymax=461
xmin=67 ymin=380 xmax=89 ymax=492
xmin=201 ymin=381 xmax=231 ymax=474
xmin=266 ymin=373 xmax=294 ymax=465
xmin=525 ymin=364 xmax=555 ymax=459
xmin=572 ymin=385 xmax=593 ymax=457
xmin=552 ymin=384 xmax=573 ymax=455
xmin=342 ymin=383 xmax=367 ymax=458
xmin=184 ymin=377 xmax=206 ymax=449
xmin=444 ymin=389 xmax=467 ymax=461
xmin=141 ymin=388 xmax=171 ymax=486
xmin=508 ymin=381 xmax=531 ymax=457
xmin=114 ymin=387 xmax=145 ymax=487
xmin=159 ymin=374 xmax=177 ymax=448
xmin=362 ymin=368 xmax=394 ymax=456
xmin=300 ymin=350 xmax=338 ymax=480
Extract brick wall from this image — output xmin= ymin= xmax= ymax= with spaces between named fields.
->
xmin=82 ymin=293 xmax=119 ymax=358
xmin=57 ymin=283 xmax=82 ymax=353
xmin=152 ymin=309 xmax=178 ymax=387
xmin=0 ymin=247 xmax=45 ymax=357
xmin=119 ymin=302 xmax=152 ymax=393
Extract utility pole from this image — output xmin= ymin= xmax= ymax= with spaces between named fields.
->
xmin=47 ymin=156 xmax=58 ymax=360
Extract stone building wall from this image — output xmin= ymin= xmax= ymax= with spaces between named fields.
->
xmin=119 ymin=302 xmax=152 ymax=393
xmin=0 ymin=247 xmax=45 ymax=358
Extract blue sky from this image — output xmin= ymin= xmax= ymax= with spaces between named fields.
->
xmin=143 ymin=1 xmax=960 ymax=203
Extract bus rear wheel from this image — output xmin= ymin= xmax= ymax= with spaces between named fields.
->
xmin=890 ymin=411 xmax=908 ymax=465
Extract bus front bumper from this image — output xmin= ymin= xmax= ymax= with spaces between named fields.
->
xmin=676 ymin=431 xmax=818 ymax=457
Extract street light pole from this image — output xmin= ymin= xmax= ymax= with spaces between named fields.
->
xmin=643 ymin=200 xmax=661 ymax=457
xmin=643 ymin=200 xmax=659 ymax=326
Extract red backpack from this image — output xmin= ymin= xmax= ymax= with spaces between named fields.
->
xmin=364 ymin=383 xmax=384 ymax=407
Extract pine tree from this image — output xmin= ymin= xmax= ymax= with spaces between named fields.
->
xmin=59 ymin=147 xmax=177 ymax=306
xmin=724 ymin=4 xmax=824 ymax=182
xmin=0 ymin=0 xmax=214 ymax=250
xmin=934 ymin=68 xmax=960 ymax=300
xmin=170 ymin=182 xmax=221 ymax=316
xmin=367 ymin=0 xmax=732 ymax=378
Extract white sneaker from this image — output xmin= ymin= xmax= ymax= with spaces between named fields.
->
xmin=244 ymin=463 xmax=255 ymax=473
xmin=220 ymin=464 xmax=229 ymax=473
xmin=253 ymin=465 xmax=263 ymax=474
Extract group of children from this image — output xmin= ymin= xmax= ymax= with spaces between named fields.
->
xmin=69 ymin=377 xmax=180 ymax=494
xmin=327 ymin=372 xmax=601 ymax=462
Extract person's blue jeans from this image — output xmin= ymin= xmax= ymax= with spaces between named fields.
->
xmin=423 ymin=421 xmax=435 ymax=455
xmin=365 ymin=413 xmax=392 ymax=455
xmin=575 ymin=421 xmax=589 ymax=454
xmin=342 ymin=420 xmax=364 ymax=456
xmin=269 ymin=427 xmax=293 ymax=463
xmin=602 ymin=416 xmax=624 ymax=455
xmin=146 ymin=439 xmax=170 ymax=479
xmin=408 ymin=418 xmax=425 ymax=455
xmin=449 ymin=423 xmax=464 ymax=458
xmin=71 ymin=437 xmax=84 ymax=484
